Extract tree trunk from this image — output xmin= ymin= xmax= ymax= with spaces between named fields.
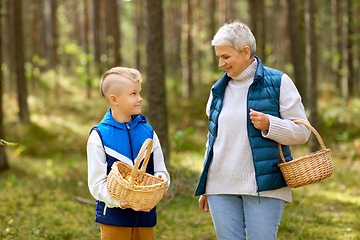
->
xmin=335 ymin=0 xmax=343 ymax=95
xmin=0 ymin=0 xmax=9 ymax=172
xmin=259 ymin=0 xmax=266 ymax=64
xmin=93 ymin=0 xmax=102 ymax=76
xmin=248 ymin=0 xmax=266 ymax=62
xmin=37 ymin=0 xmax=49 ymax=71
xmin=208 ymin=0 xmax=217 ymax=73
xmin=135 ymin=0 xmax=144 ymax=71
xmin=357 ymin=1 xmax=360 ymax=95
xmin=305 ymin=0 xmax=318 ymax=152
xmin=219 ymin=0 xmax=227 ymax=25
xmin=146 ymin=0 xmax=169 ymax=164
xmin=111 ymin=0 xmax=121 ymax=67
xmin=84 ymin=0 xmax=91 ymax=98
xmin=13 ymin=0 xmax=30 ymax=124
xmin=347 ymin=0 xmax=354 ymax=97
xmin=51 ymin=0 xmax=60 ymax=99
xmin=286 ymin=0 xmax=307 ymax=103
xmin=181 ymin=0 xmax=193 ymax=100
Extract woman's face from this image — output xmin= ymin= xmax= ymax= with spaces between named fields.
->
xmin=214 ymin=45 xmax=252 ymax=77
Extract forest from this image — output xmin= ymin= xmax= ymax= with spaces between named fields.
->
xmin=0 ymin=0 xmax=360 ymax=239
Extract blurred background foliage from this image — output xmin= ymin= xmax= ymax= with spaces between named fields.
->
xmin=1 ymin=0 xmax=360 ymax=239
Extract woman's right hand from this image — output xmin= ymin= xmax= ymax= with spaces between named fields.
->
xmin=199 ymin=195 xmax=209 ymax=212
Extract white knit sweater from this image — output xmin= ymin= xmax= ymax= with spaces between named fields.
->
xmin=204 ymin=59 xmax=310 ymax=203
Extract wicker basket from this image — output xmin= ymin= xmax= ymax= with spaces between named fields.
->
xmin=107 ymin=139 xmax=168 ymax=210
xmin=277 ymin=120 xmax=333 ymax=188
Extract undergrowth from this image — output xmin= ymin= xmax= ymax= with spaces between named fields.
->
xmin=1 ymin=73 xmax=360 ymax=239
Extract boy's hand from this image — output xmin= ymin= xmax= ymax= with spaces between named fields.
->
xmin=249 ymin=109 xmax=269 ymax=131
xmin=199 ymin=195 xmax=209 ymax=212
xmin=157 ymin=174 xmax=167 ymax=199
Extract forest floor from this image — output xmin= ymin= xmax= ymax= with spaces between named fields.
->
xmin=1 ymin=84 xmax=360 ymax=239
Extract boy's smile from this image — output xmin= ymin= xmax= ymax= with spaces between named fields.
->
xmin=112 ymin=79 xmax=143 ymax=121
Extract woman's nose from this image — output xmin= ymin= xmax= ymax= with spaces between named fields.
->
xmin=219 ymin=59 xmax=225 ymax=68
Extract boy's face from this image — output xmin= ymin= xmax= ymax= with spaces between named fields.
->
xmin=113 ymin=79 xmax=142 ymax=116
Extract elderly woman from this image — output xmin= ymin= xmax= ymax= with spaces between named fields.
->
xmin=195 ymin=22 xmax=311 ymax=240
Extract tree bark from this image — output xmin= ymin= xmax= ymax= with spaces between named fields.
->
xmin=0 ymin=0 xmax=9 ymax=172
xmin=305 ymin=0 xmax=318 ymax=152
xmin=146 ymin=0 xmax=169 ymax=164
xmin=135 ymin=0 xmax=144 ymax=71
xmin=13 ymin=0 xmax=30 ymax=124
xmin=335 ymin=0 xmax=343 ymax=95
xmin=51 ymin=0 xmax=60 ymax=99
xmin=107 ymin=0 xmax=121 ymax=67
xmin=181 ymin=0 xmax=193 ymax=100
xmin=347 ymin=0 xmax=355 ymax=97
xmin=208 ymin=0 xmax=217 ymax=73
xmin=286 ymin=0 xmax=307 ymax=103
xmin=84 ymin=0 xmax=91 ymax=98
xmin=93 ymin=0 xmax=102 ymax=76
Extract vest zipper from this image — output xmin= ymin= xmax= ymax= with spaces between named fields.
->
xmin=103 ymin=204 xmax=107 ymax=215
xmin=125 ymin=123 xmax=134 ymax=162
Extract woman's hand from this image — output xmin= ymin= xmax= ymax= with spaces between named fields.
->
xmin=199 ymin=195 xmax=209 ymax=212
xmin=249 ymin=109 xmax=270 ymax=131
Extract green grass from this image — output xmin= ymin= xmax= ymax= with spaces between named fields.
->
xmin=1 ymin=76 xmax=360 ymax=239
xmin=1 ymin=148 xmax=360 ymax=239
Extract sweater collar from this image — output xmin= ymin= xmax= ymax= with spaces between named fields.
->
xmin=212 ymin=56 xmax=264 ymax=96
xmin=232 ymin=57 xmax=258 ymax=81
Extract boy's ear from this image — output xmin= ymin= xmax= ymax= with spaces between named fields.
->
xmin=108 ymin=94 xmax=118 ymax=105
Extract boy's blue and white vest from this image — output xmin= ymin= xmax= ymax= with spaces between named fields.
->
xmin=90 ymin=109 xmax=156 ymax=227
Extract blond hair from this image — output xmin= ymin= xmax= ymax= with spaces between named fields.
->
xmin=100 ymin=67 xmax=142 ymax=98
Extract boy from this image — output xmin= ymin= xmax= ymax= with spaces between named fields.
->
xmin=87 ymin=67 xmax=170 ymax=240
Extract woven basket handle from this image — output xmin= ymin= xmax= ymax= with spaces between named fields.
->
xmin=129 ymin=138 xmax=153 ymax=188
xmin=278 ymin=119 xmax=326 ymax=164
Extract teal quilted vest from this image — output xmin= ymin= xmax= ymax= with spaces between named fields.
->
xmin=195 ymin=57 xmax=292 ymax=196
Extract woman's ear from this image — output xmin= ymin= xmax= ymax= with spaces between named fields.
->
xmin=242 ymin=46 xmax=251 ymax=60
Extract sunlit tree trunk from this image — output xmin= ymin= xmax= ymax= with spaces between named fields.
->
xmin=84 ymin=0 xmax=91 ymax=98
xmin=194 ymin=0 xmax=203 ymax=97
xmin=219 ymin=0 xmax=227 ymax=25
xmin=286 ymin=0 xmax=307 ymax=103
xmin=146 ymin=0 xmax=169 ymax=164
xmin=0 ymin=0 xmax=9 ymax=172
xmin=13 ymin=0 xmax=30 ymax=124
xmin=208 ymin=0 xmax=217 ymax=73
xmin=305 ymin=0 xmax=318 ymax=152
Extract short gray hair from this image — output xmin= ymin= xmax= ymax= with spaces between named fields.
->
xmin=211 ymin=22 xmax=256 ymax=57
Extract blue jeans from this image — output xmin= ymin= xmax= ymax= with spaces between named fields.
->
xmin=207 ymin=194 xmax=285 ymax=240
